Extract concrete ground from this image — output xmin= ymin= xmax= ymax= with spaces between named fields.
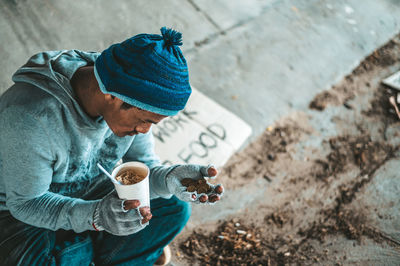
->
xmin=1 ymin=0 xmax=400 ymax=265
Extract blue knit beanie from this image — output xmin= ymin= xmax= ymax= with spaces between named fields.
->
xmin=94 ymin=27 xmax=191 ymax=116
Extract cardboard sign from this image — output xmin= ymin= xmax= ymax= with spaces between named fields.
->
xmin=153 ymin=88 xmax=252 ymax=167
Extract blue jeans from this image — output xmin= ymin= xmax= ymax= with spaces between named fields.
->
xmin=0 ymin=196 xmax=191 ymax=266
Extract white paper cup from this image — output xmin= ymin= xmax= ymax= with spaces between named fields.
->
xmin=111 ymin=162 xmax=150 ymax=207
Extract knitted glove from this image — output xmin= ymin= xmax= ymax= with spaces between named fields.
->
xmin=165 ymin=164 xmax=224 ymax=204
xmin=92 ymin=190 xmax=150 ymax=236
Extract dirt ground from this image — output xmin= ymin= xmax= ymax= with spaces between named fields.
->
xmin=172 ymin=34 xmax=400 ymax=265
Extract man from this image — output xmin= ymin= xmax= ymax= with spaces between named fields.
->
xmin=0 ymin=27 xmax=224 ymax=265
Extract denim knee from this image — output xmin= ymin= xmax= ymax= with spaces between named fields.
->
xmin=173 ymin=199 xmax=191 ymax=228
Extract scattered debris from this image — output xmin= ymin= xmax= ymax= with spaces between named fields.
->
xmin=222 ymin=122 xmax=308 ymax=187
xmin=314 ymin=135 xmax=392 ymax=180
xmin=265 ymin=212 xmax=289 ymax=228
xmin=389 ymin=96 xmax=400 ymax=119
xmin=180 ymin=220 xmax=270 ymax=265
xmin=309 ymin=37 xmax=400 ymax=112
xmin=291 ymin=6 xmax=299 ymax=13
xmin=263 ymin=175 xmax=272 ymax=182
xmin=363 ymin=83 xmax=400 ymax=124
xmin=309 ymin=91 xmax=339 ymax=111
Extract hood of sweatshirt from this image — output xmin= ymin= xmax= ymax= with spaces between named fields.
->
xmin=11 ymin=50 xmax=106 ymax=129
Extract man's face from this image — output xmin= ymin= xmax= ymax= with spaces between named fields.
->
xmin=102 ymin=97 xmax=167 ymax=137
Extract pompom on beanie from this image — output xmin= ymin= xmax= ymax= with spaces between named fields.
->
xmin=94 ymin=27 xmax=191 ymax=116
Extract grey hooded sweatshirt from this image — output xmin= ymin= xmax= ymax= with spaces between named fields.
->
xmin=0 ymin=50 xmax=166 ymax=232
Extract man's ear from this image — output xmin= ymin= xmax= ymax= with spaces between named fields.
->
xmin=104 ymin=94 xmax=123 ymax=107
xmin=104 ymin=94 xmax=114 ymax=101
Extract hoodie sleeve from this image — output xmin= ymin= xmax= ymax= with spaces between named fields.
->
xmin=0 ymin=107 xmax=98 ymax=232
xmin=122 ymin=128 xmax=173 ymax=199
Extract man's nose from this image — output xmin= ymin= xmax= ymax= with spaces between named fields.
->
xmin=136 ymin=123 xmax=152 ymax=134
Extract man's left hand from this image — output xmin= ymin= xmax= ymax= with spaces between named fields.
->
xmin=166 ymin=164 xmax=224 ymax=204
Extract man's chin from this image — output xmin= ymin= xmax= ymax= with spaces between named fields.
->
xmin=111 ymin=129 xmax=138 ymax=137
xmin=115 ymin=132 xmax=138 ymax=137
xmin=113 ymin=132 xmax=127 ymax=137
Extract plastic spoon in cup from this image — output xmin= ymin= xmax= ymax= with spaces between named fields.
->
xmin=97 ymin=163 xmax=120 ymax=184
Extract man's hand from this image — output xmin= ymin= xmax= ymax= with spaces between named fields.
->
xmin=123 ymin=200 xmax=152 ymax=224
xmin=166 ymin=164 xmax=224 ymax=204
xmin=93 ymin=190 xmax=152 ymax=236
